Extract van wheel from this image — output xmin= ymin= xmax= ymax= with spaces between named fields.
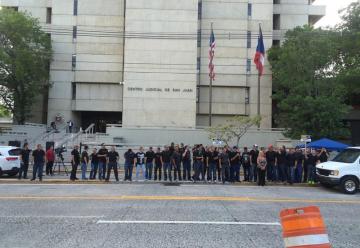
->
xmin=341 ymin=177 xmax=359 ymax=194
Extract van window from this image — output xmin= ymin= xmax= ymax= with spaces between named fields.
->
xmin=8 ymin=148 xmax=22 ymax=156
xmin=332 ymin=149 xmax=360 ymax=164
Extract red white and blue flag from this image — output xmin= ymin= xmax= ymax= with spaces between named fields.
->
xmin=209 ymin=27 xmax=216 ymax=80
xmin=254 ymin=26 xmax=265 ymax=76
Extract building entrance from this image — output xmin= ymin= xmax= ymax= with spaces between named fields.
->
xmin=80 ymin=111 xmax=122 ymax=133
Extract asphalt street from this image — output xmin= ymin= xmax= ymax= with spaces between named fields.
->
xmin=0 ymin=183 xmax=359 ymax=248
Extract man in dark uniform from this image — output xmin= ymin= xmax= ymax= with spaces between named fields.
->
xmin=145 ymin=147 xmax=155 ymax=180
xmin=241 ymin=147 xmax=251 ymax=182
xmin=97 ymin=144 xmax=108 ymax=180
xmin=161 ymin=146 xmax=172 ymax=182
xmin=124 ymin=148 xmax=135 ymax=181
xmin=294 ymin=148 xmax=304 ymax=183
xmin=90 ymin=148 xmax=98 ymax=180
xmin=154 ymin=147 xmax=162 ymax=181
xmin=182 ymin=146 xmax=191 ymax=181
xmin=70 ymin=145 xmax=80 ymax=181
xmin=207 ymin=146 xmax=218 ymax=183
xmin=249 ymin=145 xmax=259 ymax=182
xmin=19 ymin=143 xmax=31 ymax=179
xmin=229 ymin=146 xmax=240 ymax=182
xmin=219 ymin=147 xmax=230 ymax=184
xmin=106 ymin=146 xmax=119 ymax=182
xmin=192 ymin=145 xmax=204 ymax=182
xmin=266 ymin=145 xmax=277 ymax=181
xmin=31 ymin=144 xmax=46 ymax=181
xmin=172 ymin=146 xmax=181 ymax=181
xmin=286 ymin=148 xmax=296 ymax=185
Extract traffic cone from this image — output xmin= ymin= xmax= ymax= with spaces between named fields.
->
xmin=280 ymin=206 xmax=331 ymax=248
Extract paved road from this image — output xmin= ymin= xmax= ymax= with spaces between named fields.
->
xmin=0 ymin=183 xmax=359 ymax=248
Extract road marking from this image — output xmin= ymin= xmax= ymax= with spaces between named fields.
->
xmin=96 ymin=220 xmax=281 ymax=226
xmin=0 ymin=195 xmax=359 ymax=204
xmin=0 ymin=215 xmax=104 ymax=219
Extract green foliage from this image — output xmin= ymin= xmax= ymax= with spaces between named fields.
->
xmin=206 ymin=116 xmax=261 ymax=146
xmin=0 ymin=105 xmax=10 ymax=117
xmin=0 ymin=8 xmax=52 ymax=124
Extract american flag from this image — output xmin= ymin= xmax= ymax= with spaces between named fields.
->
xmin=209 ymin=27 xmax=216 ymax=80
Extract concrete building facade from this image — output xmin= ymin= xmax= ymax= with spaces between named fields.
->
xmin=1 ymin=0 xmax=325 ymax=131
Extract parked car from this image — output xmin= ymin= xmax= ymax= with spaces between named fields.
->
xmin=316 ymin=147 xmax=360 ymax=194
xmin=0 ymin=146 xmax=22 ymax=177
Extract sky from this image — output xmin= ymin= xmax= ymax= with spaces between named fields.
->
xmin=314 ymin=0 xmax=359 ymax=27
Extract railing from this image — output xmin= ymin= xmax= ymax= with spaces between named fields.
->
xmin=55 ymin=123 xmax=95 ymax=149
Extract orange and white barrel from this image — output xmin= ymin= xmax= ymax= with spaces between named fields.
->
xmin=280 ymin=206 xmax=331 ymax=248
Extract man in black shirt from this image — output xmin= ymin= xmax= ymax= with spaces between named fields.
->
xmin=124 ymin=149 xmax=135 ymax=181
xmin=106 ymin=146 xmax=119 ymax=182
xmin=19 ymin=143 xmax=31 ymax=179
xmin=249 ymin=145 xmax=259 ymax=182
xmin=241 ymin=147 xmax=251 ymax=182
xmin=229 ymin=147 xmax=240 ymax=182
xmin=286 ymin=148 xmax=296 ymax=185
xmin=161 ymin=146 xmax=172 ymax=181
xmin=90 ymin=148 xmax=98 ymax=180
xmin=182 ymin=145 xmax=191 ymax=181
xmin=306 ymin=149 xmax=318 ymax=184
xmin=266 ymin=145 xmax=277 ymax=182
xmin=81 ymin=145 xmax=89 ymax=180
xmin=219 ymin=147 xmax=230 ymax=184
xmin=318 ymin=148 xmax=329 ymax=163
xmin=145 ymin=147 xmax=155 ymax=180
xmin=294 ymin=148 xmax=304 ymax=183
xmin=97 ymin=145 xmax=108 ymax=180
xmin=207 ymin=146 xmax=218 ymax=182
xmin=172 ymin=146 xmax=181 ymax=181
xmin=70 ymin=145 xmax=80 ymax=181
xmin=277 ymin=146 xmax=287 ymax=183
xmin=192 ymin=145 xmax=204 ymax=182
xmin=31 ymin=144 xmax=45 ymax=181
xmin=154 ymin=147 xmax=162 ymax=181
xmin=135 ymin=146 xmax=146 ymax=181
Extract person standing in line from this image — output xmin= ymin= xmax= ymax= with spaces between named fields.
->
xmin=135 ymin=146 xmax=146 ymax=181
xmin=218 ymin=147 xmax=230 ymax=184
xmin=294 ymin=148 xmax=304 ymax=183
xmin=265 ymin=145 xmax=277 ymax=182
xmin=89 ymin=148 xmax=98 ymax=180
xmin=70 ymin=145 xmax=80 ymax=181
xmin=81 ymin=145 xmax=89 ymax=180
xmin=214 ymin=147 xmax=221 ymax=181
xmin=305 ymin=149 xmax=318 ymax=185
xmin=192 ymin=145 xmax=204 ymax=183
xmin=203 ymin=146 xmax=210 ymax=181
xmin=277 ymin=146 xmax=288 ymax=184
xmin=161 ymin=145 xmax=172 ymax=182
xmin=171 ymin=145 xmax=181 ymax=181
xmin=145 ymin=147 xmax=155 ymax=180
xmin=31 ymin=144 xmax=46 ymax=181
xmin=45 ymin=145 xmax=55 ymax=176
xmin=106 ymin=146 xmax=119 ymax=182
xmin=318 ymin=148 xmax=329 ymax=163
xmin=97 ymin=144 xmax=108 ymax=180
xmin=241 ymin=147 xmax=251 ymax=182
xmin=286 ymin=148 xmax=296 ymax=185
xmin=229 ymin=146 xmax=240 ymax=183
xmin=249 ymin=145 xmax=259 ymax=182
xmin=19 ymin=143 xmax=31 ymax=180
xmin=257 ymin=149 xmax=267 ymax=186
xmin=207 ymin=146 xmax=218 ymax=183
xmin=154 ymin=147 xmax=162 ymax=181
xmin=182 ymin=145 xmax=191 ymax=181
xmin=124 ymin=148 xmax=135 ymax=181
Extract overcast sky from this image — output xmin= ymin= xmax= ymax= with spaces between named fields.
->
xmin=314 ymin=0 xmax=359 ymax=27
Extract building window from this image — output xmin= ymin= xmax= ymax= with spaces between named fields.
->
xmin=273 ymin=14 xmax=280 ymax=30
xmin=71 ymin=82 xmax=76 ymax=100
xmin=247 ymin=31 xmax=251 ymax=48
xmin=3 ymin=6 xmax=18 ymax=11
xmin=198 ymin=0 xmax=202 ymax=20
xmin=46 ymin=8 xmax=52 ymax=24
xmin=273 ymin=0 xmax=281 ymax=4
xmin=246 ymin=59 xmax=251 ymax=73
xmin=73 ymin=26 xmax=77 ymax=39
xmin=73 ymin=0 xmax=78 ymax=16
xmin=272 ymin=40 xmax=280 ymax=47
xmin=72 ymin=54 xmax=76 ymax=71
xmin=248 ymin=3 xmax=252 ymax=17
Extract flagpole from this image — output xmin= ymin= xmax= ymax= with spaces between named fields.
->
xmin=257 ymin=71 xmax=261 ymax=128
xmin=209 ymin=22 xmax=213 ymax=127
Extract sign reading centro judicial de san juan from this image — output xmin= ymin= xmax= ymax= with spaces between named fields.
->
xmin=127 ymin=87 xmax=193 ymax=93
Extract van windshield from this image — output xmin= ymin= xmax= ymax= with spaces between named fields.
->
xmin=332 ymin=149 xmax=360 ymax=163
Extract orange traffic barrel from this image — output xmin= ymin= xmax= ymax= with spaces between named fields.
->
xmin=280 ymin=206 xmax=331 ymax=248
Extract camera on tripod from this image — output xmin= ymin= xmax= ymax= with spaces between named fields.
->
xmin=55 ymin=145 xmax=67 ymax=161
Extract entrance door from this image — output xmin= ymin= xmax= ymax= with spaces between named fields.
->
xmin=80 ymin=111 xmax=122 ymax=133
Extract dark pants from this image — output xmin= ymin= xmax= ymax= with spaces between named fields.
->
xmin=163 ymin=162 xmax=172 ymax=181
xmin=295 ymin=163 xmax=303 ymax=183
xmin=249 ymin=163 xmax=257 ymax=182
xmin=90 ymin=162 xmax=98 ymax=179
xmin=146 ymin=162 xmax=153 ymax=180
xmin=278 ymin=163 xmax=287 ymax=182
xmin=18 ymin=163 xmax=29 ymax=179
xmin=106 ymin=162 xmax=119 ymax=181
xmin=307 ymin=164 xmax=316 ymax=182
xmin=46 ymin=161 xmax=54 ymax=175
xmin=193 ymin=160 xmax=203 ymax=181
xmin=230 ymin=164 xmax=239 ymax=182
xmin=258 ymin=168 xmax=266 ymax=186
xmin=98 ymin=162 xmax=106 ymax=180
xmin=287 ymin=166 xmax=295 ymax=184
xmin=32 ymin=162 xmax=44 ymax=180
xmin=124 ymin=164 xmax=133 ymax=181
xmin=267 ymin=161 xmax=275 ymax=181
xmin=243 ymin=164 xmax=250 ymax=181
xmin=70 ymin=163 xmax=79 ymax=180
xmin=182 ymin=160 xmax=191 ymax=181
xmin=208 ymin=162 xmax=217 ymax=181
xmin=303 ymin=163 xmax=308 ymax=183
xmin=221 ymin=163 xmax=230 ymax=183
xmin=154 ymin=162 xmax=162 ymax=180
xmin=173 ymin=162 xmax=181 ymax=181
xmin=216 ymin=163 xmax=221 ymax=180
xmin=203 ymin=164 xmax=208 ymax=180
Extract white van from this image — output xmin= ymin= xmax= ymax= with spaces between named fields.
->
xmin=0 ymin=146 xmax=22 ymax=177
xmin=316 ymin=147 xmax=360 ymax=194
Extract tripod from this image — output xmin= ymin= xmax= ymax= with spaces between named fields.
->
xmin=53 ymin=153 xmax=69 ymax=176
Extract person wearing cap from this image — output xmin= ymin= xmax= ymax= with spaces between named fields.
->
xmin=145 ymin=147 xmax=155 ymax=180
xmin=249 ymin=145 xmax=259 ymax=182
xmin=229 ymin=146 xmax=241 ymax=182
xmin=265 ymin=144 xmax=277 ymax=182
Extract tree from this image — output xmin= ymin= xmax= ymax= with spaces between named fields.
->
xmin=0 ymin=8 xmax=52 ymax=124
xmin=268 ymin=26 xmax=349 ymax=140
xmin=206 ymin=116 xmax=261 ymax=147
xmin=0 ymin=104 xmax=10 ymax=117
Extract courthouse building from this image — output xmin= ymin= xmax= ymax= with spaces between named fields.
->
xmin=1 ymin=0 xmax=325 ymax=131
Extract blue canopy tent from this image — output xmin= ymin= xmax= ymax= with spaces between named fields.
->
xmin=297 ymin=138 xmax=349 ymax=151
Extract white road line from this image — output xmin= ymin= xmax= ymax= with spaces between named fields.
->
xmin=0 ymin=215 xmax=104 ymax=219
xmin=96 ymin=220 xmax=281 ymax=226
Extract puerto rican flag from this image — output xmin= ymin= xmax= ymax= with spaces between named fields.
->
xmin=254 ymin=26 xmax=265 ymax=76
xmin=209 ymin=27 xmax=216 ymax=80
